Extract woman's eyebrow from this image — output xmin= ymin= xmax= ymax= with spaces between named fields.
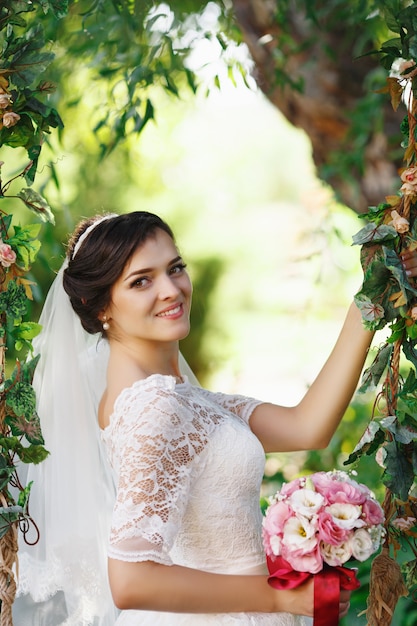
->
xmin=123 ymin=256 xmax=182 ymax=281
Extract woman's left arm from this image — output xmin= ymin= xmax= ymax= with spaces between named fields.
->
xmin=251 ymin=249 xmax=417 ymax=452
xmin=250 ymin=301 xmax=373 ymax=453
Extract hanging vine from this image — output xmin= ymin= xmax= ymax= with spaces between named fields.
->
xmin=0 ymin=1 xmax=67 ymax=622
xmin=345 ymin=2 xmax=417 ymax=622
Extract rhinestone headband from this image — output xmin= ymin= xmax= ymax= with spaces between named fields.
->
xmin=72 ymin=213 xmax=118 ymax=258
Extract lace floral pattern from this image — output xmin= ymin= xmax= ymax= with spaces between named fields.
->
xmin=102 ymin=375 xmax=306 ymax=625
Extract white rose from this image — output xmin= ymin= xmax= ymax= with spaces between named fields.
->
xmin=321 ymin=540 xmax=352 ymax=566
xmin=389 ymin=209 xmax=410 ymax=232
xmin=392 ymin=516 xmax=416 ymax=532
xmin=289 ymin=488 xmax=324 ymax=519
xmin=350 ymin=528 xmax=375 ymax=562
xmin=326 ymin=503 xmax=364 ymax=530
xmin=270 ymin=534 xmax=282 ymax=556
xmin=0 ymin=93 xmax=11 ymax=109
xmin=2 ymin=111 xmax=20 ymax=128
xmin=282 ymin=515 xmax=318 ymax=552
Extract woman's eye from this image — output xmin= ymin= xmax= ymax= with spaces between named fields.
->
xmin=131 ymin=277 xmax=149 ymax=288
xmin=170 ymin=263 xmax=187 ymax=275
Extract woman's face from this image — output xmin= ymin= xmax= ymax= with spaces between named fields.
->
xmin=104 ymin=228 xmax=192 ymax=347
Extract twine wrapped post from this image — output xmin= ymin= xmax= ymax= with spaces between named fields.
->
xmin=366 ymin=341 xmax=409 ymax=625
xmin=0 ymin=315 xmax=17 ymax=626
xmin=365 ymin=95 xmax=417 ymax=624
xmin=0 ymin=513 xmax=17 ymax=626
xmin=0 ymin=311 xmax=18 ymax=626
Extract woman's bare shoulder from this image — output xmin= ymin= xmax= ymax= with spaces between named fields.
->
xmin=98 ymin=362 xmax=148 ymax=429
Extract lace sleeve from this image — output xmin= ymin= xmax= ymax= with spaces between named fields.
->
xmin=106 ymin=383 xmax=206 ymax=565
xmin=197 ymin=388 xmax=263 ymax=425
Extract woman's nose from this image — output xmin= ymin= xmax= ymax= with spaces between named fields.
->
xmin=157 ymin=275 xmax=181 ymax=299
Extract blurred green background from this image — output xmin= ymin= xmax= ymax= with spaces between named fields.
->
xmin=3 ymin=71 xmax=414 ymax=624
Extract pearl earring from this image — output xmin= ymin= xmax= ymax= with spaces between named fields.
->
xmin=102 ymin=316 xmax=110 ymax=331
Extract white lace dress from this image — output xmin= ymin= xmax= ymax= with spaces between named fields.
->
xmin=101 ymin=374 xmax=306 ymax=626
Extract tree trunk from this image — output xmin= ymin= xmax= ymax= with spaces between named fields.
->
xmin=232 ymin=0 xmax=403 ymax=214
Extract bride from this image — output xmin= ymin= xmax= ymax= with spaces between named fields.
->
xmin=13 ymin=210 xmax=406 ymax=625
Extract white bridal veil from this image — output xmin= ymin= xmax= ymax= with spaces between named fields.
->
xmin=13 ymin=261 xmax=118 ymax=625
xmin=13 ymin=253 xmax=198 ymax=625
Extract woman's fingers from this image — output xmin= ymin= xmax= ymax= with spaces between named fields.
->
xmin=339 ymin=589 xmax=351 ymax=618
xmin=339 ymin=599 xmax=350 ymax=618
xmin=402 ymin=249 xmax=417 ymax=277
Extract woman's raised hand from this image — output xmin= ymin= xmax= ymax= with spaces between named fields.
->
xmin=402 ymin=247 xmax=417 ymax=279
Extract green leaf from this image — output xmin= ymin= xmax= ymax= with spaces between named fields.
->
xmin=344 ymin=420 xmax=385 ymax=465
xmin=24 ymin=145 xmax=41 ymax=186
xmin=0 ymin=122 xmax=34 ymax=149
xmin=0 ymin=215 xmax=13 ymax=239
xmin=0 ymin=454 xmax=14 ymax=491
xmin=380 ymin=416 xmax=417 ymax=444
xmin=383 ymin=8 xmax=401 ymax=33
xmin=6 ymin=223 xmax=42 ymax=270
xmin=400 ymin=369 xmax=417 ymax=395
xmin=397 ymin=394 xmax=417 ymax=416
xmin=17 ymin=480 xmax=33 ymax=511
xmin=383 ymin=440 xmax=414 ymax=500
xmin=13 ymin=321 xmax=42 ymax=341
xmin=385 ymin=247 xmax=417 ymax=298
xmin=381 ymin=38 xmax=403 ymax=52
xmin=354 ymin=294 xmax=385 ymax=325
xmin=358 ymin=343 xmax=392 ymax=393
xmin=406 ymin=323 xmax=417 ymax=340
xmin=355 ymin=244 xmax=417 ymax=327
xmin=6 ymin=411 xmax=44 ymax=445
xmin=0 ymin=436 xmax=49 ymax=464
xmin=0 ymin=281 xmax=27 ymax=320
xmin=360 ymin=203 xmax=392 ymax=223
xmin=6 ymin=381 xmax=36 ymax=419
xmin=403 ymin=337 xmax=417 ymax=369
xmin=18 ymin=443 xmax=49 ymax=464
xmin=0 ymin=509 xmax=21 ymax=539
xmin=16 ymin=188 xmax=55 ymax=224
xmin=38 ymin=0 xmax=69 ymax=19
xmin=352 ymin=223 xmax=397 ymax=245
xmin=8 ymin=355 xmax=40 ymax=385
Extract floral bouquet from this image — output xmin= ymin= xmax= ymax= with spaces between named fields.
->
xmin=262 ymin=470 xmax=385 ymax=625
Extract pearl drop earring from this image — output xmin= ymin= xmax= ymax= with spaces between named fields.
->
xmin=102 ymin=316 xmax=110 ymax=331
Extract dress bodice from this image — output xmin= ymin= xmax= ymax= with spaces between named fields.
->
xmin=101 ymin=375 xmax=306 ymax=626
xmin=101 ymin=375 xmax=265 ymax=572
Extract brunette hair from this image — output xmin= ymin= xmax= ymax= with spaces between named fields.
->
xmin=63 ymin=211 xmax=175 ymax=334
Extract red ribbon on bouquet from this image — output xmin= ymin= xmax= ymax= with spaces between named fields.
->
xmin=266 ymin=556 xmax=360 ymax=626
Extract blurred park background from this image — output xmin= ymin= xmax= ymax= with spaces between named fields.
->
xmin=4 ymin=62 xmax=395 ymax=626
xmin=2 ymin=1 xmax=417 ymax=623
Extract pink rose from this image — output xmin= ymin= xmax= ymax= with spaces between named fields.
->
xmin=312 ymin=472 xmax=365 ymax=505
xmin=283 ymin=543 xmax=323 ymax=574
xmin=361 ymin=498 xmax=384 ymax=526
xmin=0 ymin=242 xmax=16 ymax=267
xmin=317 ymin=510 xmax=351 ymax=546
xmin=2 ymin=111 xmax=20 ymax=128
xmin=400 ymin=166 xmax=417 ymax=183
xmin=262 ymin=500 xmax=292 ymax=556
xmin=280 ymin=478 xmax=304 ymax=497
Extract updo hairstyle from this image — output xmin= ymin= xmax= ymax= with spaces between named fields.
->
xmin=63 ymin=211 xmax=174 ymax=335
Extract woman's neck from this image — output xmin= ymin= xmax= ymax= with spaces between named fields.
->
xmin=107 ymin=338 xmax=182 ymax=380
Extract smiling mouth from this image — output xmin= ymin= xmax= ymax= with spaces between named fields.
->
xmin=156 ymin=304 xmax=182 ymax=318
